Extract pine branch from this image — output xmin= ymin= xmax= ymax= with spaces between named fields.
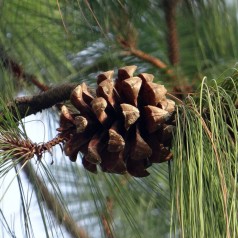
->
xmin=0 ymin=46 xmax=49 ymax=91
xmin=7 ymin=83 xmax=79 ymax=120
xmin=0 ymin=129 xmax=90 ymax=237
xmin=118 ymin=38 xmax=174 ymax=76
xmin=0 ymin=47 xmax=75 ymax=120
xmin=0 ymin=48 xmax=91 ymax=238
xmin=22 ymin=162 xmax=91 ymax=238
xmin=100 ymin=197 xmax=114 ymax=238
xmin=163 ymin=0 xmax=180 ymax=65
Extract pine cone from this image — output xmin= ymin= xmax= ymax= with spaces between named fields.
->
xmin=58 ymin=66 xmax=176 ymax=177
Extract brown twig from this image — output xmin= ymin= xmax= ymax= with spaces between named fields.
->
xmin=118 ymin=39 xmax=173 ymax=76
xmin=22 ymin=162 xmax=90 ymax=238
xmin=0 ymin=47 xmax=49 ymax=91
xmin=0 ymin=48 xmax=80 ymax=120
xmin=6 ymin=83 xmax=79 ymax=121
xmin=0 ymin=47 xmax=90 ymax=238
xmin=100 ymin=196 xmax=114 ymax=238
xmin=163 ymin=0 xmax=180 ymax=65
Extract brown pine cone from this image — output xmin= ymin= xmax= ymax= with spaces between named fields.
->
xmin=57 ymin=66 xmax=176 ymax=177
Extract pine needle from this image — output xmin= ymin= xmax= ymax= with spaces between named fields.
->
xmin=170 ymin=75 xmax=238 ymax=237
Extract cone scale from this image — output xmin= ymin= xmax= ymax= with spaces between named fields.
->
xmin=58 ymin=66 xmax=175 ymax=177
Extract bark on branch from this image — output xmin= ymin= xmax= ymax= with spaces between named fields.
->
xmin=118 ymin=39 xmax=173 ymax=76
xmin=0 ymin=48 xmax=78 ymax=120
xmin=9 ymin=83 xmax=79 ymax=120
xmin=164 ymin=0 xmax=180 ymax=65
xmin=0 ymin=47 xmax=49 ymax=91
xmin=1 ymin=48 xmax=90 ymax=238
xmin=23 ymin=162 xmax=90 ymax=238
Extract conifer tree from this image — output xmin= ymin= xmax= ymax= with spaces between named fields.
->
xmin=0 ymin=0 xmax=237 ymax=237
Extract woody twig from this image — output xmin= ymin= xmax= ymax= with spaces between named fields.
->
xmin=163 ymin=0 xmax=180 ymax=66
xmin=23 ymin=162 xmax=90 ymax=238
xmin=0 ymin=47 xmax=49 ymax=91
xmin=0 ymin=47 xmax=90 ymax=238
xmin=101 ymin=197 xmax=114 ymax=238
xmin=118 ymin=38 xmax=173 ymax=76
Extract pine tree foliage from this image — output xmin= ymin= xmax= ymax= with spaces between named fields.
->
xmin=0 ymin=0 xmax=237 ymax=237
xmin=171 ymin=74 xmax=238 ymax=237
